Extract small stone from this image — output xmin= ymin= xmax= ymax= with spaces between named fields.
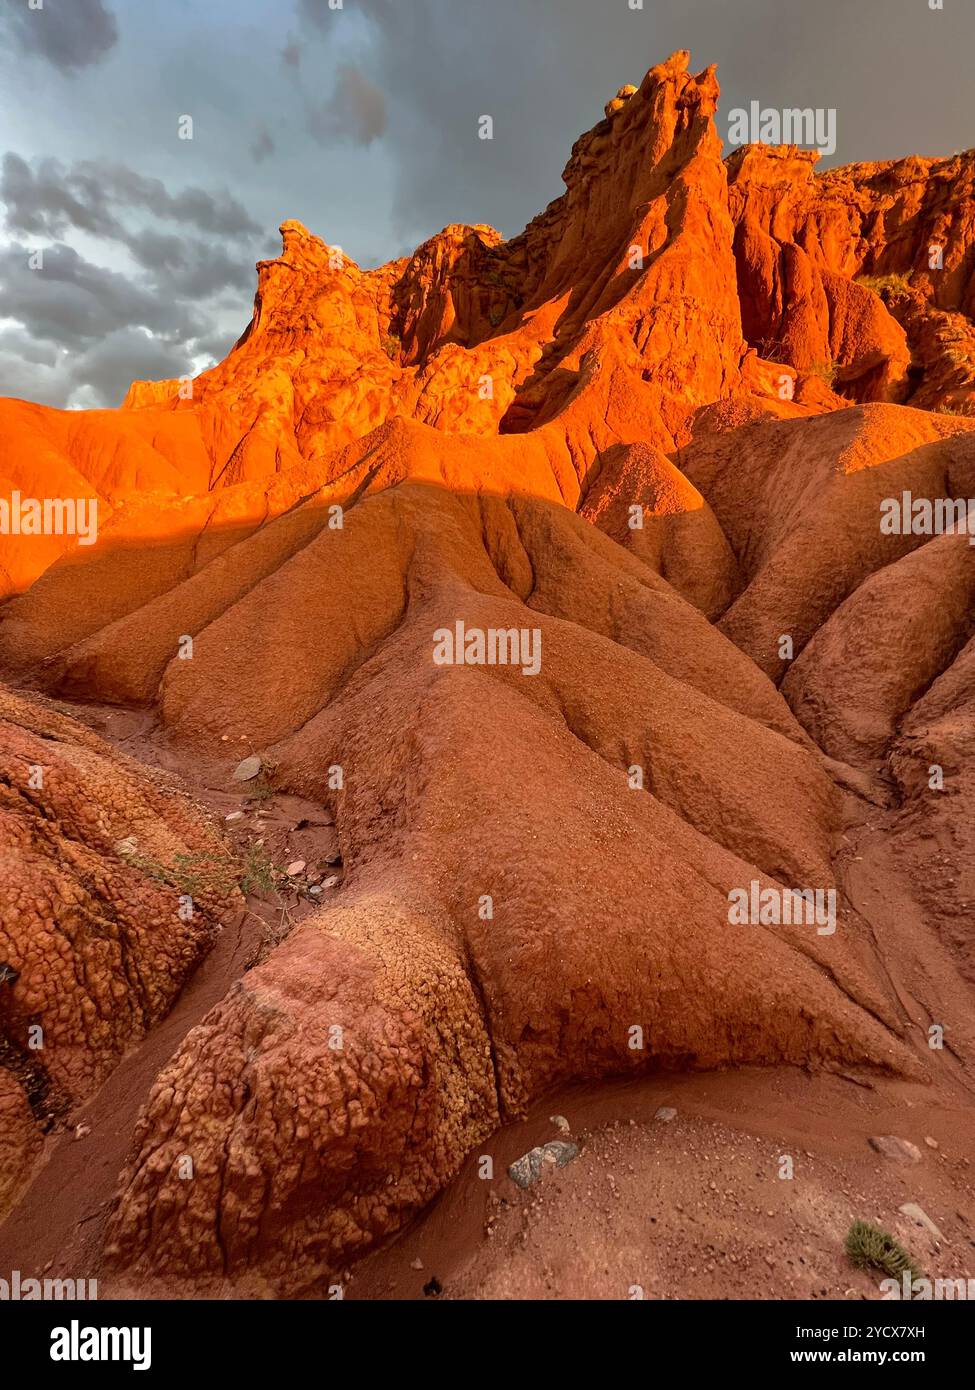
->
xmin=323 ymin=875 xmax=340 ymax=888
xmin=869 ymin=1135 xmax=922 ymax=1164
xmin=924 ymin=1136 xmax=939 ymax=1150
xmin=233 ymin=755 xmax=263 ymax=782
xmin=550 ymin=1114 xmax=571 ymax=1135
xmin=654 ymin=1106 xmax=677 ymax=1122
xmin=114 ymin=835 xmax=138 ymax=857
xmin=508 ymin=1140 xmax=579 ymax=1189
xmin=410 ymin=1258 xmax=423 ymax=1271
xmin=898 ymin=1202 xmax=944 ymax=1241
xmin=74 ymin=1124 xmax=91 ymax=1141
xmin=286 ymin=860 xmax=306 ymax=876
xmin=224 ymin=811 xmax=244 ymax=822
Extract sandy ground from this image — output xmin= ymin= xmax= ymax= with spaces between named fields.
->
xmin=349 ymin=1068 xmax=975 ymax=1301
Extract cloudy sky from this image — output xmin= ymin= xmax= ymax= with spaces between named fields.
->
xmin=0 ymin=0 xmax=972 ymax=409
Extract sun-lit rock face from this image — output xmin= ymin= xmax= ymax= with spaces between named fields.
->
xmin=3 ymin=52 xmax=974 ymax=603
xmin=1 ymin=51 xmax=974 ymax=1294
xmin=726 ymin=142 xmax=975 ymax=404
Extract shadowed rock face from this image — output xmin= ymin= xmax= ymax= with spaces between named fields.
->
xmin=1 ymin=50 xmax=974 ymax=1290
xmin=0 ymin=686 xmax=240 ymax=1218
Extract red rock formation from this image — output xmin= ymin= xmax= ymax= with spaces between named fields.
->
xmin=0 ymin=50 xmax=973 ymax=1295
xmin=727 ymin=143 xmax=975 ymax=409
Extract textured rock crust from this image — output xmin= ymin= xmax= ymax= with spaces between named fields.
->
xmin=0 ymin=687 xmax=238 ymax=1119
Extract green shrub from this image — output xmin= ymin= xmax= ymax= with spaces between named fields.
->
xmin=856 ymin=272 xmax=912 ymax=297
xmin=845 ymin=1220 xmax=923 ymax=1281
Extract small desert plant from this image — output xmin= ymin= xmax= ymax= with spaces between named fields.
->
xmin=243 ymin=770 xmax=276 ymax=803
xmin=845 ymin=1220 xmax=923 ymax=1281
xmin=856 ymin=272 xmax=912 ymax=297
xmin=381 ymin=333 xmax=402 ymax=361
xmin=121 ymin=843 xmax=279 ymax=900
xmin=237 ymin=843 xmax=279 ymax=896
xmin=755 ymin=337 xmax=789 ymax=364
xmin=934 ymin=398 xmax=975 ymax=417
xmin=805 ymin=359 xmax=838 ymax=386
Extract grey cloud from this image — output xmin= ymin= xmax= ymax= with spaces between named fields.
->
xmin=1 ymin=155 xmax=261 ymax=242
xmin=0 ymin=325 xmax=191 ymax=411
xmin=251 ymin=129 xmax=276 ymax=164
xmin=0 ymin=153 xmax=122 ymax=240
xmin=124 ymin=229 xmax=255 ymax=297
xmin=1 ymin=155 xmax=264 ymax=334
xmin=188 ymin=326 xmax=237 ymax=367
xmin=67 ymin=328 xmax=191 ymax=407
xmin=0 ymin=325 xmax=60 ymax=370
xmin=79 ymin=163 xmax=262 ymax=239
xmin=3 ymin=0 xmax=118 ymax=74
xmin=307 ymin=64 xmax=387 ymax=148
xmin=0 ymin=242 xmax=203 ymax=351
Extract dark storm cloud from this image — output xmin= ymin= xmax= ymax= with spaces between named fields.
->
xmin=67 ymin=327 xmax=191 ymax=404
xmin=307 ymin=64 xmax=387 ymax=147
xmin=188 ymin=325 xmax=238 ymax=367
xmin=0 ymin=149 xmax=265 ymax=406
xmin=124 ymin=229 xmax=255 ymax=297
xmin=0 ymin=153 xmax=263 ymax=395
xmin=0 ymin=325 xmax=59 ymax=370
xmin=0 ymin=156 xmax=261 ymax=242
xmin=0 ymin=153 xmax=122 ymax=240
xmin=3 ymin=0 xmax=119 ymax=74
xmin=0 ymin=242 xmax=204 ymax=350
xmin=92 ymin=165 xmax=262 ymax=238
xmin=0 ymin=323 xmax=193 ymax=409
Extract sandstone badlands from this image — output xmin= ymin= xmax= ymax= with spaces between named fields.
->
xmin=1 ymin=51 xmax=974 ymax=1300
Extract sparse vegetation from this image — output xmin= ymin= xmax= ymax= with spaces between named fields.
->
xmin=243 ymin=771 xmax=276 ymax=804
xmin=120 ymin=843 xmax=278 ymax=900
xmin=805 ymin=359 xmax=838 ymax=386
xmin=755 ymin=337 xmax=789 ymax=365
xmin=845 ymin=1220 xmax=923 ymax=1281
xmin=856 ymin=272 xmax=913 ymax=297
xmin=381 ymin=333 xmax=402 ymax=361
